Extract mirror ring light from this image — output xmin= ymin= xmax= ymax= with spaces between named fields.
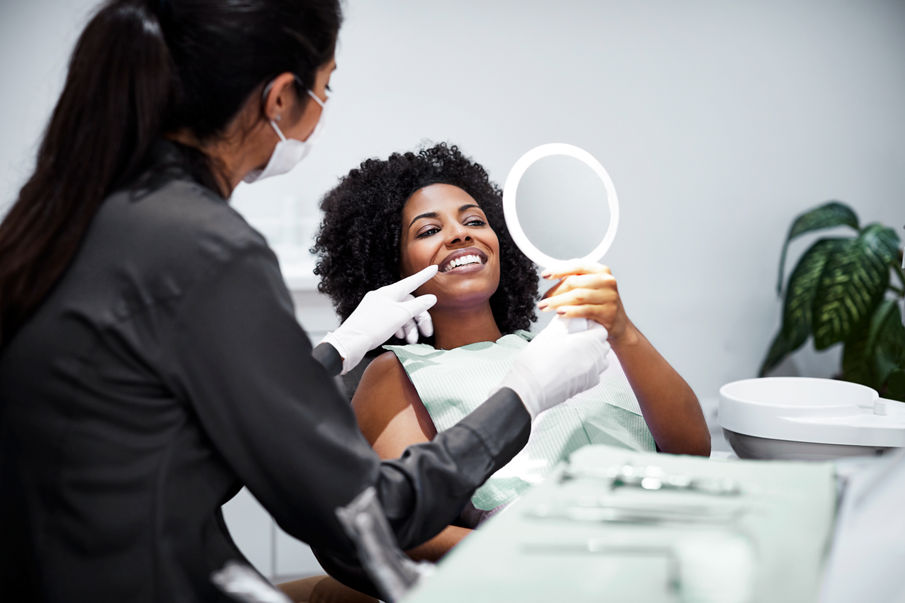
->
xmin=502 ymin=143 xmax=619 ymax=268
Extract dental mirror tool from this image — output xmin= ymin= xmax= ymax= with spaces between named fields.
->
xmin=503 ymin=143 xmax=619 ymax=331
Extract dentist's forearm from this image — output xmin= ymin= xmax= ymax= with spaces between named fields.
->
xmin=610 ymin=321 xmax=710 ymax=456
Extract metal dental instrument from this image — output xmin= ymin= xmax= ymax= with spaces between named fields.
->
xmin=524 ymin=500 xmax=748 ymax=525
xmin=559 ymin=463 xmax=743 ymax=497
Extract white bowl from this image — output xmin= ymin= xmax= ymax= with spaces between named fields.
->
xmin=718 ymin=377 xmax=905 ymax=461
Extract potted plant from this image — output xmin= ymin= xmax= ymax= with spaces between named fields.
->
xmin=760 ymin=201 xmax=905 ymax=401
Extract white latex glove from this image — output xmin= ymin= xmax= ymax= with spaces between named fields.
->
xmin=496 ymin=315 xmax=611 ymax=419
xmin=320 ymin=265 xmax=438 ymax=375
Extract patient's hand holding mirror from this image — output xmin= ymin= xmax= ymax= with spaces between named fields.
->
xmin=503 ymin=143 xmax=619 ymax=331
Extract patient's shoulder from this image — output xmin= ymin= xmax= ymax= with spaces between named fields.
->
xmin=351 ymin=351 xmax=437 ymax=453
xmin=353 ymin=351 xmax=415 ymax=408
xmin=359 ymin=350 xmax=408 ymax=383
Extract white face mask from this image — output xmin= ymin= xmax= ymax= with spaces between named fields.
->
xmin=243 ymin=89 xmax=328 ymax=184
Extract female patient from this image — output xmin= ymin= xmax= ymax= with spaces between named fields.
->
xmin=313 ymin=143 xmax=710 ymax=560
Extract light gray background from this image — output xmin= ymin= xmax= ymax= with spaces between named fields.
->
xmin=2 ymin=0 xmax=904 ymax=578
xmin=3 ymin=0 xmax=902 ymax=398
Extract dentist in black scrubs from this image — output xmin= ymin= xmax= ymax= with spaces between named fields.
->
xmin=0 ymin=1 xmax=611 ymax=601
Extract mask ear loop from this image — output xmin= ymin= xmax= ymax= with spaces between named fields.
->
xmin=260 ymin=74 xmax=307 ymax=141
xmin=306 ymin=89 xmax=326 ymax=108
xmin=268 ymin=119 xmax=288 ymax=141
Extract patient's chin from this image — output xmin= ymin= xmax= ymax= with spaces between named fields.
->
xmin=432 ymin=281 xmax=499 ymax=311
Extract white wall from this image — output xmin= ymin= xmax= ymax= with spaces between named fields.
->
xmin=2 ymin=0 xmax=904 ymax=576
xmin=0 ymin=0 xmax=98 ymax=209
xmin=4 ymin=0 xmax=903 ymax=396
xmin=238 ymin=0 xmax=905 ymax=398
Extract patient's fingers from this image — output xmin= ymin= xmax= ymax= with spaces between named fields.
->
xmin=538 ymin=267 xmax=629 ymax=339
xmin=551 ymin=272 xmax=616 ymax=294
xmin=540 ymin=273 xmax=618 ymax=306
xmin=553 ymin=304 xmax=611 ymax=320
xmin=552 ymin=301 xmax=628 ymax=339
xmin=541 ymin=273 xmax=615 ymax=302
xmin=540 ymin=278 xmax=566 ymax=300
xmin=540 ymin=286 xmax=613 ymax=310
xmin=541 ymin=260 xmax=611 ymax=280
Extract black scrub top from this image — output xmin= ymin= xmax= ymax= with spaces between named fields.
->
xmin=0 ymin=141 xmax=530 ymax=602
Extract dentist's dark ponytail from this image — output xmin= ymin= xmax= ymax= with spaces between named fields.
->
xmin=0 ymin=0 xmax=170 ymax=346
xmin=0 ymin=0 xmax=342 ymax=345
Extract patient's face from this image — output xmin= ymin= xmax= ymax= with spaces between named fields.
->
xmin=400 ymin=183 xmax=501 ymax=310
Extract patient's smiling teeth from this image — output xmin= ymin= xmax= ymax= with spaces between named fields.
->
xmin=442 ymin=254 xmax=482 ymax=272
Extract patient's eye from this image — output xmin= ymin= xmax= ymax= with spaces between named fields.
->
xmin=465 ymin=217 xmax=486 ymax=227
xmin=416 ymin=226 xmax=440 ymax=238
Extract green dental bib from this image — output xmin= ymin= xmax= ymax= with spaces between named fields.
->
xmin=385 ymin=332 xmax=655 ymax=511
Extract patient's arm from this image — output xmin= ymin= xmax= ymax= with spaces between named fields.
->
xmin=351 ymin=351 xmax=473 ymax=560
xmin=606 ymin=321 xmax=710 ymax=456
xmin=540 ymin=262 xmax=711 ymax=456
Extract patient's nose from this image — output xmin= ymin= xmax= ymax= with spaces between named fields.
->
xmin=446 ymin=222 xmax=471 ymax=245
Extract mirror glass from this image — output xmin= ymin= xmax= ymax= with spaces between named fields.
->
xmin=503 ymin=143 xmax=619 ymax=268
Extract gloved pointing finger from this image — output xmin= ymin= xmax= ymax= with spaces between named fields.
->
xmin=320 ymin=265 xmax=439 ymax=375
xmin=380 ymin=264 xmax=440 ymax=298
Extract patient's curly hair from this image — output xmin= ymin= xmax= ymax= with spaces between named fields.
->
xmin=312 ymin=142 xmax=538 ymax=339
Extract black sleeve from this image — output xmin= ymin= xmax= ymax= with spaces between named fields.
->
xmin=162 ymin=244 xmax=530 ymax=558
xmin=311 ymin=342 xmax=343 ymax=376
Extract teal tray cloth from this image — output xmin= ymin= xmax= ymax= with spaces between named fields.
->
xmin=403 ymin=444 xmax=837 ymax=603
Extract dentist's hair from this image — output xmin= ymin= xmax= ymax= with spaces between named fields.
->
xmin=313 ymin=142 xmax=539 ymax=339
xmin=0 ymin=0 xmax=341 ymax=346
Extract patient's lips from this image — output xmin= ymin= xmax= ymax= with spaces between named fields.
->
xmin=439 ymin=248 xmax=488 ymax=273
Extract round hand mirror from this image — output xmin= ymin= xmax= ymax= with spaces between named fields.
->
xmin=502 ymin=143 xmax=619 ymax=269
xmin=503 ymin=143 xmax=619 ymax=333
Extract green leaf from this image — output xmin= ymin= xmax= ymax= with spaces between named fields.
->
xmin=859 ymin=223 xmax=901 ymax=266
xmin=812 ymin=234 xmax=890 ymax=349
xmin=842 ymin=323 xmax=873 ymax=385
xmin=781 ymin=238 xmax=845 ymax=350
xmin=842 ymin=299 xmax=904 ymax=387
xmin=885 ymin=370 xmax=905 ymax=403
xmin=759 ymin=330 xmax=797 ymax=376
xmin=873 ymin=301 xmax=905 ymax=385
xmin=777 ymin=201 xmax=859 ymax=293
